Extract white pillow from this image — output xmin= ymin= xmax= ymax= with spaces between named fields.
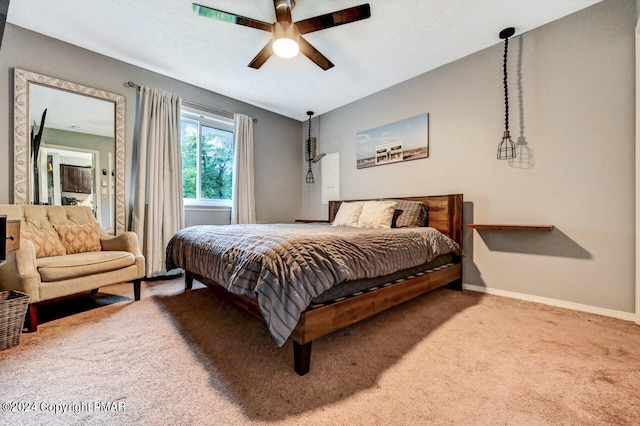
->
xmin=357 ymin=201 xmax=398 ymax=229
xmin=331 ymin=201 xmax=364 ymax=227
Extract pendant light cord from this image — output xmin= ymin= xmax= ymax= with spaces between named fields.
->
xmin=503 ymin=36 xmax=510 ymax=133
xmin=307 ymin=114 xmax=312 ymax=163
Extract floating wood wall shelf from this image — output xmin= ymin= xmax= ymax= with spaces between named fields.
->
xmin=467 ymin=224 xmax=554 ymax=232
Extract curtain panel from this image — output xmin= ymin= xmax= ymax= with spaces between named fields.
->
xmin=132 ymin=87 xmax=184 ymax=277
xmin=231 ymin=114 xmax=256 ymax=224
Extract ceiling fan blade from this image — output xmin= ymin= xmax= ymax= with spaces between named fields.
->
xmin=192 ymin=3 xmax=273 ymax=32
xmin=273 ymin=0 xmax=293 ymax=23
xmin=298 ymin=36 xmax=334 ymax=70
xmin=296 ymin=3 xmax=371 ymax=35
xmin=248 ymin=41 xmax=274 ymax=69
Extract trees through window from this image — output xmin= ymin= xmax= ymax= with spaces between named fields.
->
xmin=180 ymin=109 xmax=234 ymax=205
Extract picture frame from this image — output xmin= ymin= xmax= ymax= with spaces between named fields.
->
xmin=356 ymin=113 xmax=429 ymax=169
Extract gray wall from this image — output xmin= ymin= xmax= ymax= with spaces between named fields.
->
xmin=184 ymin=207 xmax=230 ymax=227
xmin=0 ymin=23 xmax=303 ymax=224
xmin=303 ymin=0 xmax=636 ymax=313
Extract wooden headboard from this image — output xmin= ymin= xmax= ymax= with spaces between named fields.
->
xmin=328 ymin=194 xmax=463 ymax=248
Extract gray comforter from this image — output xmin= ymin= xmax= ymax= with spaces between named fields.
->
xmin=165 ymin=224 xmax=460 ymax=346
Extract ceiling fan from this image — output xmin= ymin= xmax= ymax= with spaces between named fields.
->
xmin=192 ymin=1 xmax=371 ymax=70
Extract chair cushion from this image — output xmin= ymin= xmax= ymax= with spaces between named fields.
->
xmin=37 ymin=251 xmax=135 ymax=282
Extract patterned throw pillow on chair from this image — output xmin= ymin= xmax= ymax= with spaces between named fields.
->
xmin=55 ymin=223 xmax=102 ymax=255
xmin=21 ymin=228 xmax=67 ymax=258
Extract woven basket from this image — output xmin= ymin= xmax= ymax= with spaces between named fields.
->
xmin=0 ymin=290 xmax=29 ymax=350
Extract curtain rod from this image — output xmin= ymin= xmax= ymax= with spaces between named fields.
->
xmin=125 ymin=81 xmax=258 ymax=123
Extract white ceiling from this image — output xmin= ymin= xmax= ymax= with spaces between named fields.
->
xmin=8 ymin=0 xmax=602 ymax=122
xmin=30 ymin=83 xmax=115 ymax=137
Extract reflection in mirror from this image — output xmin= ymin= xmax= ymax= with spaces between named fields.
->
xmin=30 ymin=84 xmax=115 ymax=232
xmin=13 ymin=68 xmax=126 ymax=234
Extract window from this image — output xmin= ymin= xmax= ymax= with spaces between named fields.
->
xmin=180 ymin=107 xmax=234 ymax=206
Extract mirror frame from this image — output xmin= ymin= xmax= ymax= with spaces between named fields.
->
xmin=13 ymin=68 xmax=126 ymax=234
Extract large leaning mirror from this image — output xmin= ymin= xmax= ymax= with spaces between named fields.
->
xmin=13 ymin=68 xmax=126 ymax=234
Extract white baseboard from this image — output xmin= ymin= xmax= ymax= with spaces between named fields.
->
xmin=463 ymin=284 xmax=638 ymax=323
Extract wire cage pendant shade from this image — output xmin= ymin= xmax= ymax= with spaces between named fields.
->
xmin=498 ymin=130 xmax=515 ymax=160
xmin=305 ymin=111 xmax=315 ymax=184
xmin=305 ymin=168 xmax=314 ymax=184
xmin=497 ymin=27 xmax=516 ymax=160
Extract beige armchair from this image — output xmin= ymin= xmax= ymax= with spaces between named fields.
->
xmin=0 ymin=204 xmax=144 ymax=331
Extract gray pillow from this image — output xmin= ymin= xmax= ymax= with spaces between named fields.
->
xmin=391 ymin=200 xmax=428 ymax=228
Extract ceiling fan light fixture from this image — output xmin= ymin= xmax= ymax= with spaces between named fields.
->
xmin=273 ymin=37 xmax=299 ymax=58
xmin=273 ymin=21 xmax=300 ymax=58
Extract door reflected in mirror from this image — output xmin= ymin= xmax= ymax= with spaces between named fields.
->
xmin=13 ymin=68 xmax=126 ymax=234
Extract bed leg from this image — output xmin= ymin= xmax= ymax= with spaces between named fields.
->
xmin=446 ymin=278 xmax=463 ymax=292
xmin=185 ymin=273 xmax=194 ymax=290
xmin=293 ymin=341 xmax=312 ymax=376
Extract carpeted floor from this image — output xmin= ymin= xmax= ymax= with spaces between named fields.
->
xmin=1 ymin=277 xmax=639 ymax=425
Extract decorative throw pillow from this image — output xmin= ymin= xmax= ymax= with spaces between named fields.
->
xmin=331 ymin=201 xmax=365 ymax=227
xmin=21 ymin=228 xmax=67 ymax=258
xmin=392 ymin=200 xmax=428 ymax=228
xmin=55 ymin=223 xmax=102 ymax=255
xmin=357 ymin=200 xmax=398 ymax=229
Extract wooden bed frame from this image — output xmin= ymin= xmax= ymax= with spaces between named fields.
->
xmin=185 ymin=194 xmax=463 ymax=375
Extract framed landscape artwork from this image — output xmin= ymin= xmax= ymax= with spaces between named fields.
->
xmin=356 ymin=113 xmax=429 ymax=169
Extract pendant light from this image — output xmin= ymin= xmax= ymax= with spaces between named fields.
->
xmin=497 ymin=27 xmax=516 ymax=160
xmin=305 ymin=111 xmax=314 ymax=184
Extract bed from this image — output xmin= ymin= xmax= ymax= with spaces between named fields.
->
xmin=166 ymin=194 xmax=463 ymax=375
